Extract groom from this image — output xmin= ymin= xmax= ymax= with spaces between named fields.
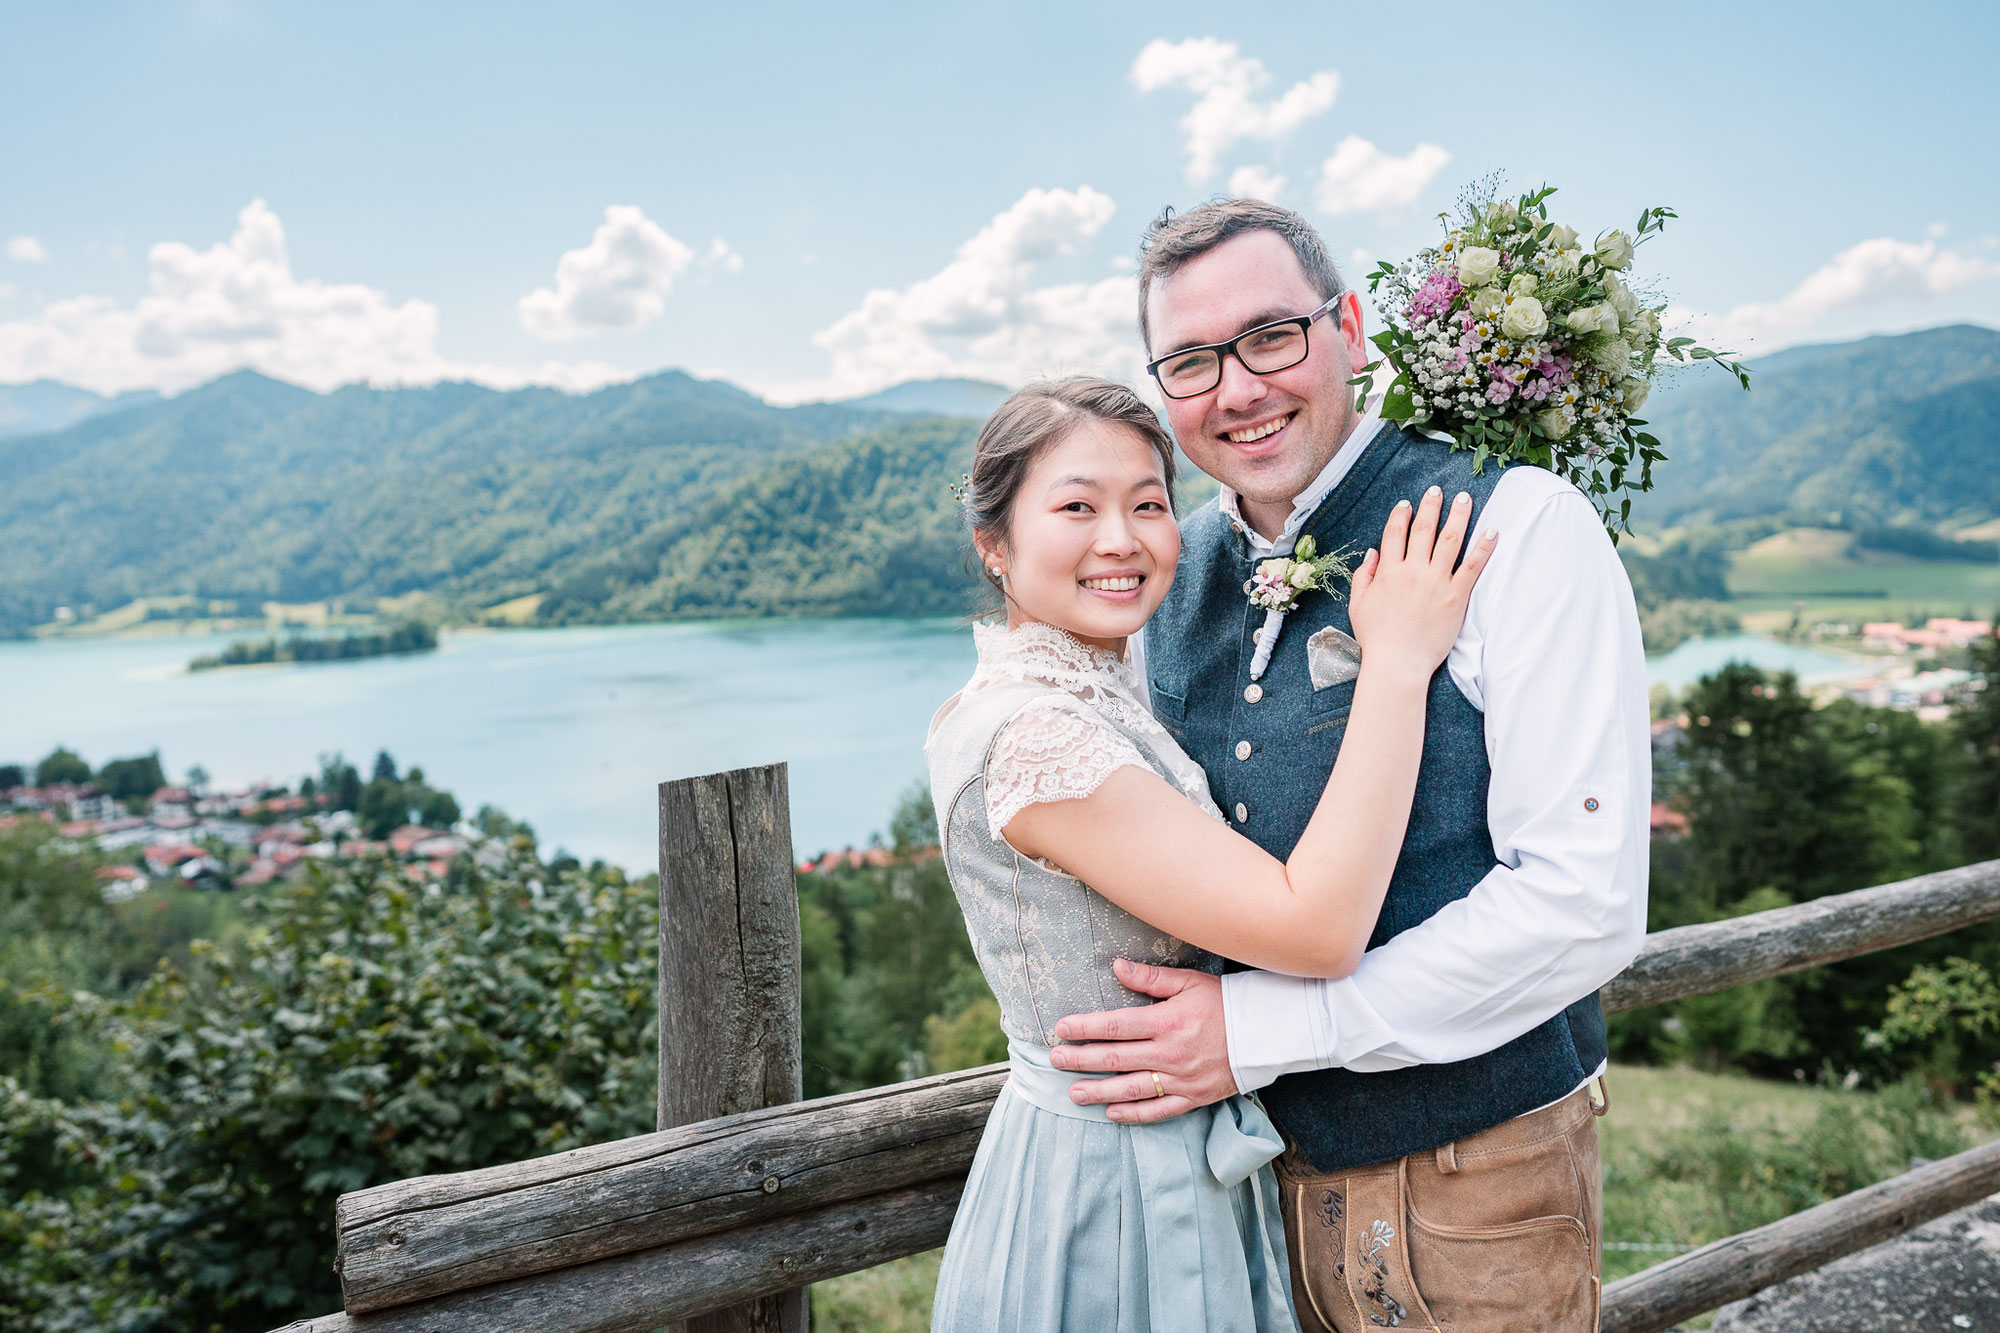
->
xmin=1048 ymin=199 xmax=1650 ymax=1330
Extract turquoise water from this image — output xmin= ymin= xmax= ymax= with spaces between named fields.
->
xmin=1642 ymin=633 xmax=1872 ymax=690
xmin=1 ymin=622 xmax=1872 ymax=873
xmin=2 ymin=619 xmax=978 ymax=872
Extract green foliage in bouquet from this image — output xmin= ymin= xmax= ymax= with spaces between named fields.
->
xmin=1359 ymin=184 xmax=1751 ymax=539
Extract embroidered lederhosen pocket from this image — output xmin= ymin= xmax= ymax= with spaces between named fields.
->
xmin=1277 ymin=1157 xmax=1436 ymax=1332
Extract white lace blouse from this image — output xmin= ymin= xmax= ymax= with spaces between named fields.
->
xmin=965 ymin=621 xmax=1225 ymax=843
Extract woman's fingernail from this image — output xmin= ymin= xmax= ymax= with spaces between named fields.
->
xmin=1396 ymin=499 xmax=1411 ymax=511
xmin=1426 ymin=485 xmax=1442 ymax=499
xmin=1482 ymin=527 xmax=1498 ymax=541
xmin=1455 ymin=492 xmax=1470 ymax=506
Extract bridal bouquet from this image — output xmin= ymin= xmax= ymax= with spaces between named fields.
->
xmin=1359 ymin=185 xmax=1749 ymax=537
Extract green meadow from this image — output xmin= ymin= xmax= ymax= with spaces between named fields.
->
xmin=1726 ymin=528 xmax=2000 ymax=632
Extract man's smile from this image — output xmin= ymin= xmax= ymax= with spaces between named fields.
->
xmin=1220 ymin=411 xmax=1297 ymax=453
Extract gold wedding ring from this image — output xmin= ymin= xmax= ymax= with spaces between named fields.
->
xmin=1150 ymin=1071 xmax=1165 ymax=1099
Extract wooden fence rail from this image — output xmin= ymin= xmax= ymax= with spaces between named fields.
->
xmin=288 ymin=771 xmax=2000 ymax=1332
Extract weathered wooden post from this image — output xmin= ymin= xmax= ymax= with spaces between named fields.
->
xmin=659 ymin=763 xmax=808 ymax=1333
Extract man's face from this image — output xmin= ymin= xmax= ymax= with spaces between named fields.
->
xmin=1145 ymin=230 xmax=1369 ymax=509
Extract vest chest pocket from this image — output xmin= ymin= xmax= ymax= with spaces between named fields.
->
xmin=1306 ymin=676 xmax=1357 ymax=734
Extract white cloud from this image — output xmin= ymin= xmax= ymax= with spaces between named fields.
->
xmin=7 ymin=236 xmax=49 ymax=263
xmin=1313 ymin=136 xmax=1450 ymax=217
xmin=1131 ymin=38 xmax=1337 ymax=184
xmin=0 ymin=283 xmax=14 ymax=302
xmin=703 ymin=237 xmax=744 ymax=274
xmin=517 ymin=205 xmax=694 ymax=339
xmin=1677 ymin=234 xmax=2000 ymax=350
xmin=0 ymin=199 xmax=631 ymax=396
xmin=778 ymin=186 xmax=1142 ymax=402
xmin=1227 ymin=165 xmax=1287 ymax=202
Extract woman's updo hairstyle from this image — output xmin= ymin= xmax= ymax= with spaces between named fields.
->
xmin=962 ymin=377 xmax=1178 ymax=614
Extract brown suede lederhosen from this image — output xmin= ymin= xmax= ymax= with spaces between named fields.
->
xmin=1274 ymin=1079 xmax=1608 ymax=1333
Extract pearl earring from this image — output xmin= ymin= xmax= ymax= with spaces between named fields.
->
xmin=988 ymin=566 xmax=1003 ymax=577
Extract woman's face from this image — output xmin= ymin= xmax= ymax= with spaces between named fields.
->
xmin=980 ymin=419 xmax=1180 ymax=654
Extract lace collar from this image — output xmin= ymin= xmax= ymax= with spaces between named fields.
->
xmin=968 ymin=620 xmax=1140 ymax=698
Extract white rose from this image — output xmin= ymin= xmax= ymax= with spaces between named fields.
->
xmin=1258 ymin=558 xmax=1287 ymax=580
xmin=1546 ymin=223 xmax=1579 ymax=251
xmin=1456 ymin=246 xmax=1502 ymax=289
xmin=1607 ymin=278 xmax=1642 ymax=323
xmin=1536 ymin=407 xmax=1573 ymax=440
xmin=1565 ymin=303 xmax=1613 ymax=336
xmin=1596 ymin=230 xmax=1636 ymax=270
xmin=1468 ymin=286 xmax=1506 ymax=318
xmin=1545 ymin=248 xmax=1581 ymax=278
xmin=1508 ymin=273 xmax=1538 ymax=297
xmin=1486 ymin=199 xmax=1520 ymax=230
xmin=1592 ymin=338 xmax=1634 ymax=371
xmin=1289 ymin=563 xmax=1316 ymax=589
xmin=1501 ymin=296 xmax=1548 ymax=339
xmin=1620 ymin=376 xmax=1651 ymax=413
xmin=1632 ymin=308 xmax=1662 ymax=348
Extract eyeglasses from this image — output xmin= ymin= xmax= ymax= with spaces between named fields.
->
xmin=1145 ymin=294 xmax=1344 ymax=400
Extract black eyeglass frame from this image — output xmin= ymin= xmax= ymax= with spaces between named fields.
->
xmin=1144 ymin=293 xmax=1346 ymax=400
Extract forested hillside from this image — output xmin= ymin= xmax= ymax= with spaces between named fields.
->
xmin=0 ymin=369 xmax=892 ymax=633
xmin=1636 ymin=323 xmax=2000 ymax=527
xmin=4 ymin=326 xmax=1995 ymax=637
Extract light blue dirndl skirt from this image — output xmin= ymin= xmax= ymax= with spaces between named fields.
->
xmin=930 ymin=1040 xmax=1299 ymax=1333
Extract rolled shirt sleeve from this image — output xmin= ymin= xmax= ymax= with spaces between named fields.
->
xmin=1221 ymin=468 xmax=1652 ymax=1091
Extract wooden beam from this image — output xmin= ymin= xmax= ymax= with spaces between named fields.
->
xmin=656 ymin=764 xmax=806 ymax=1333
xmin=333 ymin=860 xmax=2000 ymax=1321
xmin=1600 ymin=859 xmax=2000 ymax=1015
xmin=1600 ymin=1135 xmax=2000 ymax=1333
xmin=334 ymin=1066 xmax=1000 ymax=1313
xmin=303 ymin=1182 xmax=959 ymax=1333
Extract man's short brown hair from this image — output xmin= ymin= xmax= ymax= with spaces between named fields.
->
xmin=1136 ymin=199 xmax=1345 ymax=354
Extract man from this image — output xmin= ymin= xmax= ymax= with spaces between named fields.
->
xmin=1047 ymin=199 xmax=1650 ymax=1331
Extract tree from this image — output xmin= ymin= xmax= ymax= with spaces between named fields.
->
xmin=1674 ymin=665 xmax=1915 ymax=914
xmin=417 ymin=789 xmax=460 ymax=830
xmin=0 ymin=765 xmax=23 ymax=790
xmin=356 ymin=777 xmax=408 ymax=839
xmin=186 ymin=764 xmax=210 ymax=795
xmin=32 ymin=748 xmax=90 ymax=788
xmin=371 ymin=750 xmax=398 ymax=783
xmin=94 ymin=752 xmax=166 ymax=802
xmin=1956 ymin=620 xmax=2000 ymax=862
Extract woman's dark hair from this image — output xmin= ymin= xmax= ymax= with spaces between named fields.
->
xmin=963 ymin=377 xmax=1178 ymax=616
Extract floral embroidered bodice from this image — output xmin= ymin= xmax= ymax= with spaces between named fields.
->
xmin=924 ymin=621 xmax=1227 ymax=1046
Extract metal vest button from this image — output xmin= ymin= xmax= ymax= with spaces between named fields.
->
xmin=1233 ymin=803 xmax=1248 ymax=823
xmin=1235 ymin=741 xmax=1252 ymax=760
xmin=1244 ymin=683 xmax=1263 ymax=703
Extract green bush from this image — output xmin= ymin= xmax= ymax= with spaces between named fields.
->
xmin=1 ymin=847 xmax=659 ymax=1332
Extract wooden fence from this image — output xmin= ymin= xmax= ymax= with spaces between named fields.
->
xmin=277 ymin=763 xmax=2000 ymax=1333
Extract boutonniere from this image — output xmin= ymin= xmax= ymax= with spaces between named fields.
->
xmin=1242 ymin=535 xmax=1355 ymax=681
xmin=1244 ymin=535 xmax=1353 ymax=614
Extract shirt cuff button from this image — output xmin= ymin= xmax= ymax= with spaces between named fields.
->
xmin=1584 ymin=797 xmax=1600 ymax=812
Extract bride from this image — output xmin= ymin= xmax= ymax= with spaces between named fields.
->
xmin=924 ymin=376 xmax=1495 ymax=1331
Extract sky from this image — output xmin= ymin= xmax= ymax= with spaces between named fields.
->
xmin=3 ymin=0 xmax=1998 ymax=404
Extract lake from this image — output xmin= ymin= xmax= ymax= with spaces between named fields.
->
xmin=2 ymin=622 xmax=1875 ymax=873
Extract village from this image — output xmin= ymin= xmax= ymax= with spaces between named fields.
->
xmin=0 ymin=775 xmax=485 ymax=900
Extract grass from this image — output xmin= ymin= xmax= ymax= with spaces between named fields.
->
xmin=808 ymin=1062 xmax=1997 ymax=1331
xmin=1726 ymin=528 xmax=2000 ymax=628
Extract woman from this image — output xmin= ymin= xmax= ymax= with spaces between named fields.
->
xmin=924 ymin=377 xmax=1495 ymax=1331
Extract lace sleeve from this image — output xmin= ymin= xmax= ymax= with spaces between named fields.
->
xmin=984 ymin=698 xmax=1151 ymax=841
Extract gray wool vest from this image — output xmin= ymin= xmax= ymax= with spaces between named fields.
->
xmin=1145 ymin=422 xmax=1607 ymax=1172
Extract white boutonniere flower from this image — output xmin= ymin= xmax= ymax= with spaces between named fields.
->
xmin=1243 ymin=535 xmax=1351 ymax=614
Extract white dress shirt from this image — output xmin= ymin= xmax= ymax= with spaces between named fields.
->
xmin=1146 ymin=428 xmax=1650 ymax=1098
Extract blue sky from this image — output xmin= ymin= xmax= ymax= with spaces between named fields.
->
xmin=3 ymin=0 xmax=1996 ymax=401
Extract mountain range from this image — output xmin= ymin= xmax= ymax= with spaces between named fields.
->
xmin=1 ymin=324 xmax=1994 ymax=637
